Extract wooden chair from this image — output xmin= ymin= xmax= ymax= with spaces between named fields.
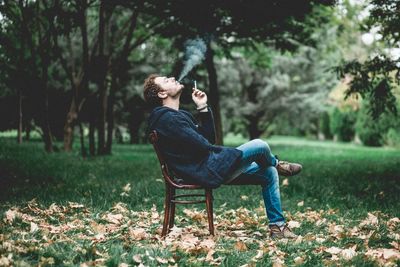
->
xmin=149 ymin=130 xmax=265 ymax=237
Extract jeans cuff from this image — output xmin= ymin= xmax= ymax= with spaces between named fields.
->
xmin=269 ymin=221 xmax=285 ymax=227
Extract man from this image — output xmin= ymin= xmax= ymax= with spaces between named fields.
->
xmin=144 ymin=74 xmax=302 ymax=239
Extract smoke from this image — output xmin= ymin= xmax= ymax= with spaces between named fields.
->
xmin=178 ymin=37 xmax=208 ymax=81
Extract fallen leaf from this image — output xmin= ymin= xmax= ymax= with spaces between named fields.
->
xmin=105 ymin=213 xmax=124 ymax=224
xmin=297 ymin=201 xmax=304 ymax=207
xmin=30 ymin=222 xmax=39 ymax=233
xmin=359 ymin=213 xmax=378 ymax=227
xmin=205 ymin=249 xmax=215 ymax=261
xmin=252 ymin=250 xmax=263 ymax=261
xmin=132 ymin=255 xmax=142 ymax=263
xmin=325 ymin=247 xmax=342 ymax=255
xmin=4 ymin=209 xmax=18 ymax=224
xmin=130 ymin=228 xmax=147 ymax=240
xmin=68 ymin=202 xmax=84 ymax=209
xmin=287 ymin=221 xmax=301 ymax=228
xmin=156 ymin=257 xmax=168 ymax=264
xmin=294 ymin=256 xmax=304 ymax=265
xmin=235 ymin=241 xmax=248 ymax=251
xmin=122 ymin=183 xmax=131 ymax=192
xmin=282 ymin=179 xmax=289 ymax=186
xmin=199 ymin=238 xmax=215 ymax=249
xmin=272 ymin=258 xmax=284 ymax=267
xmin=383 ymin=248 xmax=400 ymax=260
xmin=341 ymin=247 xmax=357 ymax=260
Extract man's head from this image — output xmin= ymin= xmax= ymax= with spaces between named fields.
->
xmin=143 ymin=74 xmax=184 ymax=107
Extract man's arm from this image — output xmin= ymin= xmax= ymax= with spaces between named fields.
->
xmin=197 ymin=107 xmax=216 ymax=144
xmin=191 ymin=87 xmax=216 ymax=144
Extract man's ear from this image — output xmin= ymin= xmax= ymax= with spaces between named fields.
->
xmin=157 ymin=91 xmax=167 ymax=99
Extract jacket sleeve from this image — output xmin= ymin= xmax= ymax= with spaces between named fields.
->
xmin=197 ymin=107 xmax=216 ymax=144
xmin=157 ymin=113 xmax=211 ymax=154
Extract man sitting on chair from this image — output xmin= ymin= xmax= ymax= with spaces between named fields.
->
xmin=144 ymin=74 xmax=302 ymax=239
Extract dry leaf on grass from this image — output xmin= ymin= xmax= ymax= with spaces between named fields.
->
xmin=325 ymin=246 xmax=342 ymax=255
xmin=132 ymin=255 xmax=142 ymax=263
xmin=287 ymin=221 xmax=301 ymax=228
xmin=235 ymin=241 xmax=248 ymax=251
xmin=293 ymin=256 xmax=305 ymax=265
xmin=359 ymin=213 xmax=379 ymax=227
xmin=297 ymin=201 xmax=304 ymax=207
xmin=130 ymin=228 xmax=147 ymax=240
xmin=104 ymin=213 xmax=123 ymax=224
xmin=30 ymin=222 xmax=39 ymax=233
xmin=4 ymin=209 xmax=19 ymax=224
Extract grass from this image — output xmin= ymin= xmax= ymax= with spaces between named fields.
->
xmin=0 ymin=135 xmax=399 ymax=266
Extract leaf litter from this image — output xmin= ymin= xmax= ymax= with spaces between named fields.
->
xmin=1 ymin=199 xmax=399 ymax=266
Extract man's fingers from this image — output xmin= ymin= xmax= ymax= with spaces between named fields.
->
xmin=192 ymin=88 xmax=205 ymax=97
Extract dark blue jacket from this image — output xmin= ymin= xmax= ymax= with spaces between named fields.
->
xmin=147 ymin=106 xmax=242 ymax=188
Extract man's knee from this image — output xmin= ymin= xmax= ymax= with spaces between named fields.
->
xmin=252 ymin=139 xmax=271 ymax=153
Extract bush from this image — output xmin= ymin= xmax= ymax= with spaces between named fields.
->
xmin=319 ymin=111 xmax=332 ymax=139
xmin=330 ymin=107 xmax=357 ymax=142
xmin=355 ymin=100 xmax=400 ymax=147
xmin=384 ymin=128 xmax=400 ymax=148
xmin=355 ymin=106 xmax=383 ymax=146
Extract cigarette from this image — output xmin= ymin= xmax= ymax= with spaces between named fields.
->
xmin=194 ymin=80 xmax=197 ymax=89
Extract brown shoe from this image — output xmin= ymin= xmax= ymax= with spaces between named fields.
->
xmin=269 ymin=224 xmax=297 ymax=239
xmin=276 ymin=161 xmax=302 ymax=176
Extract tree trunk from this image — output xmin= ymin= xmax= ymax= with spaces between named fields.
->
xmin=129 ymin=125 xmax=140 ymax=144
xmin=63 ymin=97 xmax=78 ymax=151
xmin=248 ymin=116 xmax=263 ymax=140
xmin=25 ymin=120 xmax=31 ymax=141
xmin=89 ymin=112 xmax=96 ymax=156
xmin=105 ymin=75 xmax=117 ymax=154
xmin=78 ymin=122 xmax=87 ymax=158
xmin=96 ymin=0 xmax=108 ymax=155
xmin=61 ymin=0 xmax=90 ymax=153
xmin=17 ymin=89 xmax=23 ymax=144
xmin=205 ymin=42 xmax=223 ymax=145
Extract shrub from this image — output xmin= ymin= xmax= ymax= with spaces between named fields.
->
xmin=384 ymin=128 xmax=400 ymax=148
xmin=355 ymin=106 xmax=383 ymax=146
xmin=319 ymin=111 xmax=332 ymax=139
xmin=330 ymin=107 xmax=357 ymax=142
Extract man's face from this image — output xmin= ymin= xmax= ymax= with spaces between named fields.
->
xmin=154 ymin=76 xmax=184 ymax=99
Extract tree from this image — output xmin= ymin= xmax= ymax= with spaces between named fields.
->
xmin=0 ymin=0 xmax=63 ymax=152
xmin=335 ymin=0 xmax=399 ymax=119
xmin=146 ymin=0 xmax=336 ymax=144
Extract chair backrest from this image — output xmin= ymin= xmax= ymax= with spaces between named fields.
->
xmin=149 ymin=130 xmax=183 ymax=188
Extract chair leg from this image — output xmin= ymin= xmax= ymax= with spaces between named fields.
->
xmin=168 ymin=188 xmax=176 ymax=229
xmin=205 ymin=188 xmax=214 ymax=235
xmin=161 ymin=185 xmax=172 ymax=237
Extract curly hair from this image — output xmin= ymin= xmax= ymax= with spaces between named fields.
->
xmin=143 ymin=74 xmax=163 ymax=107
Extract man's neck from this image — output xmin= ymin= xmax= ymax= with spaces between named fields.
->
xmin=162 ymin=99 xmax=180 ymax=110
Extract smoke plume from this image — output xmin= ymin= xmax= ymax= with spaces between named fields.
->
xmin=178 ymin=38 xmax=207 ymax=81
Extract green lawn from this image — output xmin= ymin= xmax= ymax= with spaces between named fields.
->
xmin=0 ymin=136 xmax=399 ymax=266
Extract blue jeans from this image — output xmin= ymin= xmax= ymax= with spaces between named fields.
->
xmin=225 ymin=139 xmax=285 ymax=226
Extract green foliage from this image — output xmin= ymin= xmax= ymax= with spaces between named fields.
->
xmin=384 ymin=128 xmax=400 ymax=148
xmin=330 ymin=107 xmax=357 ymax=142
xmin=334 ymin=0 xmax=400 ymax=118
xmin=355 ymin=111 xmax=383 ymax=147
xmin=355 ymin=100 xmax=400 ymax=147
xmin=319 ymin=111 xmax=332 ymax=139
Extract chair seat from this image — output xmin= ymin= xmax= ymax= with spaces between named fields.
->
xmin=172 ymin=176 xmax=265 ymax=187
xmin=226 ymin=176 xmax=265 ymax=185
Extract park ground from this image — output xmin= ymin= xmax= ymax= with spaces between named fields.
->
xmin=0 ymin=135 xmax=399 ymax=266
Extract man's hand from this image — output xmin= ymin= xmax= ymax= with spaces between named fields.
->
xmin=192 ymin=88 xmax=208 ymax=108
